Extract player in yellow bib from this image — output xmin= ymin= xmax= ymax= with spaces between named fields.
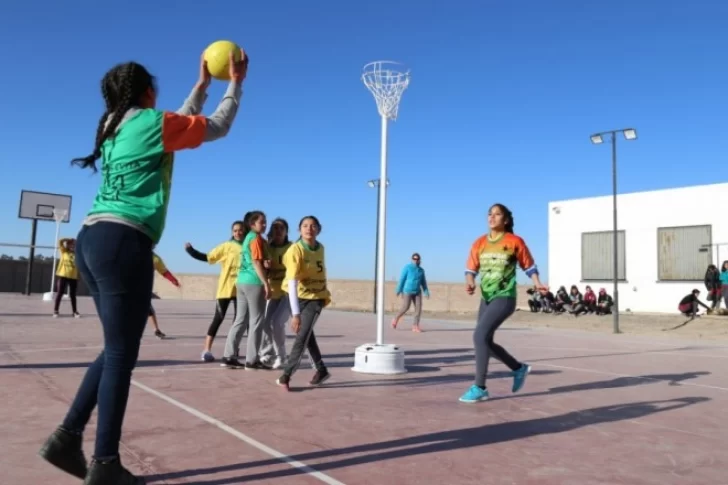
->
xmin=185 ymin=220 xmax=244 ymax=362
xmin=259 ymin=218 xmax=292 ymax=369
xmin=149 ymin=253 xmax=180 ymax=339
xmin=53 ymin=238 xmax=81 ymax=318
xmin=276 ymin=216 xmax=332 ymax=390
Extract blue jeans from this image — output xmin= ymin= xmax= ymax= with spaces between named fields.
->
xmin=61 ymin=222 xmax=154 ymax=459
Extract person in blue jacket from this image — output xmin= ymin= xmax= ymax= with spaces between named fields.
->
xmin=392 ymin=253 xmax=430 ymax=332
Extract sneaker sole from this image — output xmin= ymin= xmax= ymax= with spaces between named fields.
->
xmin=458 ymin=396 xmax=489 ymax=403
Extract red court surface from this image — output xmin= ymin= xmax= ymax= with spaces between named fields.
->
xmin=1 ymin=293 xmax=727 ymax=484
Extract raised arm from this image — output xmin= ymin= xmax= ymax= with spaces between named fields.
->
xmin=161 ymin=50 xmax=248 ymax=153
xmin=185 ymin=243 xmax=209 ymax=262
xmin=58 ymin=238 xmax=71 ymax=253
xmin=176 ymin=84 xmax=208 ymax=116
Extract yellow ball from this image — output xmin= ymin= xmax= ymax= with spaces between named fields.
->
xmin=203 ymin=40 xmax=242 ymax=81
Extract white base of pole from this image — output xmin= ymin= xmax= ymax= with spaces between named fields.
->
xmin=351 ymin=343 xmax=407 ymax=375
xmin=42 ymin=292 xmax=68 ymax=302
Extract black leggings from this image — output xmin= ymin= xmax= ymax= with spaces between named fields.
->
xmin=54 ymin=277 xmax=78 ymax=313
xmin=473 ymin=297 xmax=521 ymax=388
xmin=207 ymin=297 xmax=237 ymax=338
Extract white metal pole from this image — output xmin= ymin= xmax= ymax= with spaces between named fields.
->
xmin=375 ymin=114 xmax=389 ymax=346
xmin=49 ymin=218 xmax=61 ymax=296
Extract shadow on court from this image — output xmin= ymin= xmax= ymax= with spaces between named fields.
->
xmin=325 ymin=369 xmax=562 ymax=389
xmin=144 ymin=396 xmax=709 ymax=484
xmin=485 ymin=370 xmax=710 ymax=402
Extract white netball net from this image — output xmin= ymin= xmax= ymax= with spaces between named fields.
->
xmin=362 ymin=61 xmax=410 ymax=121
xmin=52 ymin=209 xmax=67 ymax=222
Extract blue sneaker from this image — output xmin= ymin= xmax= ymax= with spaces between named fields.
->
xmin=459 ymin=385 xmax=489 ymax=403
xmin=512 ymin=364 xmax=531 ymax=393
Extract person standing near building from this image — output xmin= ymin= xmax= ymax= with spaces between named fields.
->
xmin=719 ymin=261 xmax=728 ymax=309
xmin=392 ymin=253 xmax=430 ymax=333
xmin=704 ymin=264 xmax=721 ymax=310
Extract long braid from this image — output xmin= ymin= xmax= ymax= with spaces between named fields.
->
xmin=71 ymin=63 xmax=141 ymax=172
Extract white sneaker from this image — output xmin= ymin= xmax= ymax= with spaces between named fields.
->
xmin=272 ymin=357 xmax=286 ymax=369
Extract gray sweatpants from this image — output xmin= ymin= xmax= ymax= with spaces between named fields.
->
xmin=395 ymin=293 xmax=423 ymax=325
xmin=473 ymin=297 xmax=522 ymax=388
xmin=260 ymin=298 xmax=290 ymax=362
xmin=223 ymin=284 xmax=266 ymax=361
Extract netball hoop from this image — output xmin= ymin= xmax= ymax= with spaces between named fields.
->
xmin=352 ymin=61 xmax=410 ymax=376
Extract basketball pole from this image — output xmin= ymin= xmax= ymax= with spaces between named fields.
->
xmin=375 ymin=114 xmax=389 ymax=346
xmin=24 ymin=219 xmax=38 ymax=295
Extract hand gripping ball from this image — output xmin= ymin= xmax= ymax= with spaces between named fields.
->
xmin=203 ymin=40 xmax=243 ymax=81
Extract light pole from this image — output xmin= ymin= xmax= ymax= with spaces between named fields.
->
xmin=589 ymin=128 xmax=637 ymax=334
xmin=368 ymin=179 xmax=390 ymax=314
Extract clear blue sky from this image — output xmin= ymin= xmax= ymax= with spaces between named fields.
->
xmin=1 ymin=1 xmax=726 ymax=283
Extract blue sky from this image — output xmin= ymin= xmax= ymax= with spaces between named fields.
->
xmin=0 ymin=0 xmax=726 ymax=284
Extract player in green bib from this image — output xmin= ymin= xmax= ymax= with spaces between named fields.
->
xmin=222 ymin=211 xmax=272 ymax=369
xmin=39 ymin=52 xmax=248 ymax=485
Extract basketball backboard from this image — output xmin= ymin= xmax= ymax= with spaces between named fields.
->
xmin=18 ymin=190 xmax=72 ymax=223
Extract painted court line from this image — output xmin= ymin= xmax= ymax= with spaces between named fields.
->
xmin=130 ymin=379 xmax=346 ymax=485
xmin=517 ymin=344 xmax=728 ymax=360
xmin=536 ymin=362 xmax=728 ymax=392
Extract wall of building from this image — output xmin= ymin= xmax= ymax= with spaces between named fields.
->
xmin=548 ymin=183 xmax=728 ymax=313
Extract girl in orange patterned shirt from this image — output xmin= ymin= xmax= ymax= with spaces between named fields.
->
xmin=459 ymin=203 xmax=548 ymax=403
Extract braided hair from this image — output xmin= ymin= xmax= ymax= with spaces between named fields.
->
xmin=71 ymin=62 xmax=155 ymax=172
xmin=490 ymin=203 xmax=514 ymax=233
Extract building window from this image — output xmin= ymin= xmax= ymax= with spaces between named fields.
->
xmin=581 ymin=231 xmax=626 ymax=281
xmin=657 ymin=225 xmax=712 ymax=281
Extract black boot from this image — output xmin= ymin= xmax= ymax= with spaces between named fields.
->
xmin=39 ymin=426 xmax=88 ymax=479
xmin=84 ymin=457 xmax=146 ymax=484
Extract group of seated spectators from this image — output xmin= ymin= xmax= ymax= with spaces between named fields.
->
xmin=526 ymin=285 xmax=614 ymax=316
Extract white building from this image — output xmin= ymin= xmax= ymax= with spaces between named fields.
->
xmin=548 ymin=182 xmax=728 ymax=314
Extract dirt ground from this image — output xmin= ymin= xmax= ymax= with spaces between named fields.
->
xmin=416 ymin=309 xmax=728 ymax=342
